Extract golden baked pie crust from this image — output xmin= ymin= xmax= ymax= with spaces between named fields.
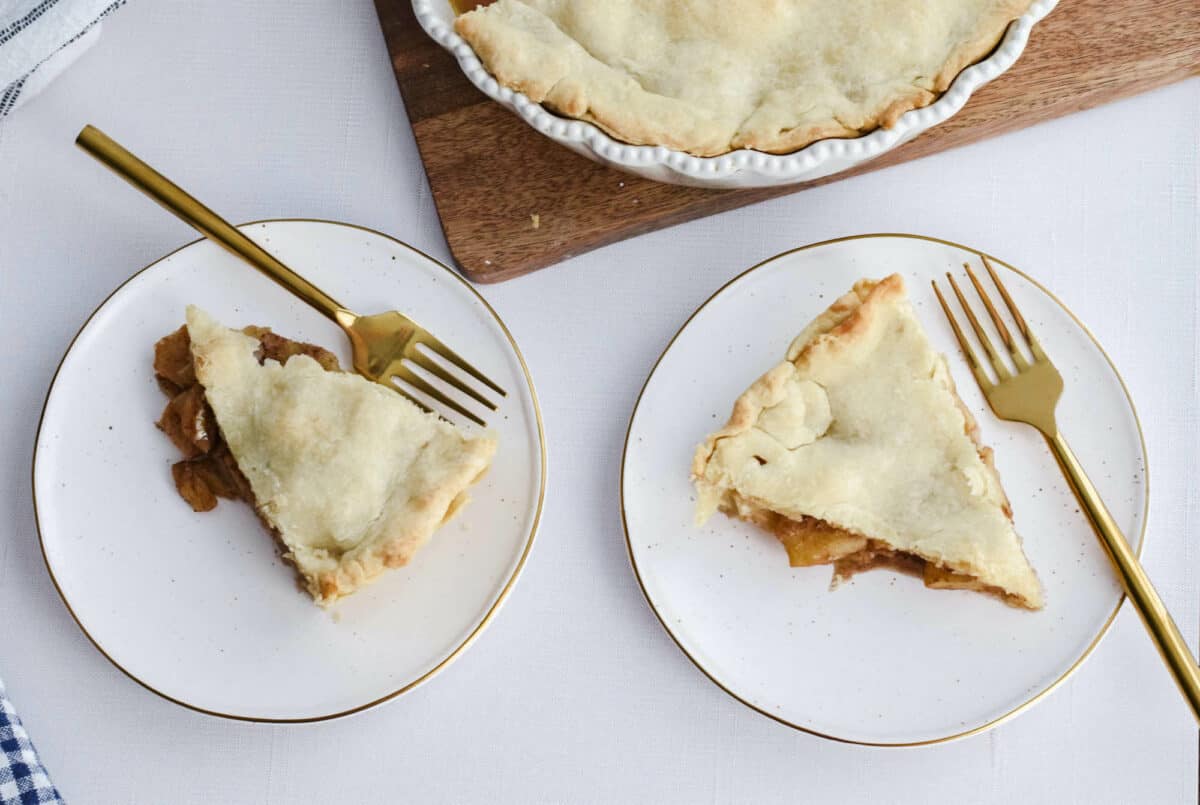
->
xmin=156 ymin=308 xmax=496 ymax=606
xmin=455 ymin=0 xmax=1036 ymax=156
xmin=692 ymin=275 xmax=1042 ymax=609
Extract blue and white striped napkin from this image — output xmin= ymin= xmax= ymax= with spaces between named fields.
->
xmin=0 ymin=678 xmax=63 ymax=805
xmin=0 ymin=0 xmax=126 ymax=117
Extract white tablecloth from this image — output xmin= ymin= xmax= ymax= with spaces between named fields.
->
xmin=0 ymin=2 xmax=1196 ymax=802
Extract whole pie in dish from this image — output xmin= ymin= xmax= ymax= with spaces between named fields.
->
xmin=692 ymin=275 xmax=1043 ymax=609
xmin=154 ymin=306 xmax=497 ymax=606
xmin=455 ymin=0 xmax=1036 ymax=156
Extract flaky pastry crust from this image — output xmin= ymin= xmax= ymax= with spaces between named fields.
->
xmin=185 ymin=307 xmax=496 ymax=606
xmin=692 ymin=275 xmax=1043 ymax=608
xmin=456 ymin=0 xmax=1037 ymax=156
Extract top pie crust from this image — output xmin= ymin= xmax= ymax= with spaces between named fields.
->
xmin=186 ymin=307 xmax=497 ymax=605
xmin=692 ymin=275 xmax=1043 ymax=608
xmin=455 ymin=0 xmax=1036 ymax=156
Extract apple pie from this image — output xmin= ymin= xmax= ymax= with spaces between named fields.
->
xmin=455 ymin=0 xmax=1035 ymax=156
xmin=154 ymin=307 xmax=497 ymax=605
xmin=692 ymin=275 xmax=1043 ymax=608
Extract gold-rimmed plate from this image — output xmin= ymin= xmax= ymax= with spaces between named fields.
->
xmin=33 ymin=220 xmax=546 ymax=722
xmin=621 ymin=234 xmax=1147 ymax=745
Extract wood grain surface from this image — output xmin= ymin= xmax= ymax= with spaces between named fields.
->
xmin=375 ymin=0 xmax=1200 ymax=283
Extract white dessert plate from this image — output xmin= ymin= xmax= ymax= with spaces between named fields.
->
xmin=415 ymin=0 xmax=1058 ymax=188
xmin=34 ymin=219 xmax=545 ymax=722
xmin=622 ymin=234 xmax=1147 ymax=745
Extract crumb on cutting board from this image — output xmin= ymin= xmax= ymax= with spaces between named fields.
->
xmin=530 ymin=213 xmax=541 ymax=229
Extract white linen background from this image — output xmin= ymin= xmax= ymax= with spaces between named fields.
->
xmin=0 ymin=1 xmax=1196 ymax=802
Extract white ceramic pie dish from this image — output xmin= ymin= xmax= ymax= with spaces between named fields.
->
xmin=414 ymin=0 xmax=1059 ymax=189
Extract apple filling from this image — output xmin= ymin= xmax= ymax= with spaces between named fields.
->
xmin=723 ymin=491 xmax=1026 ymax=607
xmin=153 ymin=324 xmax=340 ymax=513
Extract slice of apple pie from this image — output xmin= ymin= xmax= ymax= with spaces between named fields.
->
xmin=154 ymin=306 xmax=496 ymax=606
xmin=692 ymin=274 xmax=1042 ymax=608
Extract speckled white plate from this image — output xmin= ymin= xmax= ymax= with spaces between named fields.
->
xmin=415 ymin=0 xmax=1058 ymax=188
xmin=622 ymin=234 xmax=1147 ymax=745
xmin=34 ymin=220 xmax=546 ymax=722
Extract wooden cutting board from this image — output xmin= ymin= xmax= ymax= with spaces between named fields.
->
xmin=375 ymin=0 xmax=1199 ymax=283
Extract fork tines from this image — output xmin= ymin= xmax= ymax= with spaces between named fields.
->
xmin=391 ymin=335 xmax=507 ymax=428
xmin=931 ymin=256 xmax=1047 ymax=388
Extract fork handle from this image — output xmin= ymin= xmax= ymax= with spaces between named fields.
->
xmin=1048 ymin=431 xmax=1200 ymax=722
xmin=76 ymin=125 xmax=346 ymax=322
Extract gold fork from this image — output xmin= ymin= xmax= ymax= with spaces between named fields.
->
xmin=933 ymin=258 xmax=1200 ymax=723
xmin=76 ymin=125 xmax=504 ymax=427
